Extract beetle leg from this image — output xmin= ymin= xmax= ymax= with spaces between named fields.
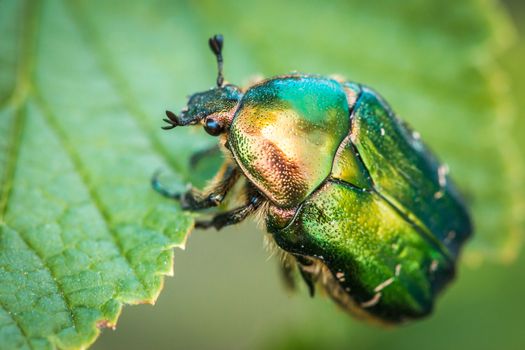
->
xmin=195 ymin=185 xmax=263 ymax=230
xmin=151 ymin=161 xmax=240 ymax=211
xmin=295 ymin=256 xmax=320 ymax=297
xmin=189 ymin=145 xmax=221 ymax=169
xmin=279 ymin=253 xmax=297 ymax=291
xmin=298 ymin=268 xmax=316 ymax=297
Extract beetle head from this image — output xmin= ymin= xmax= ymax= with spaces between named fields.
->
xmin=163 ymin=85 xmax=242 ymax=136
xmin=163 ymin=34 xmax=242 ymax=136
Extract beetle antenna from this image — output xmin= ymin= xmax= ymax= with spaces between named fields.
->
xmin=208 ymin=34 xmax=224 ymax=87
xmin=162 ymin=110 xmax=181 ymax=130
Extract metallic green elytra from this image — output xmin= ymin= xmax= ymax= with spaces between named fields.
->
xmin=155 ymin=34 xmax=472 ymax=324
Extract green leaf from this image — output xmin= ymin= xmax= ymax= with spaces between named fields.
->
xmin=0 ymin=1 xmax=196 ymax=349
xmin=1 ymin=0 xmax=523 ymax=349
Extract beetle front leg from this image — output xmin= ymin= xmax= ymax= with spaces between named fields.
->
xmin=195 ymin=186 xmax=263 ymax=230
xmin=152 ymin=161 xmax=240 ymax=211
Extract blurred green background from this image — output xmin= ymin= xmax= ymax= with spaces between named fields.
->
xmin=1 ymin=0 xmax=524 ymax=349
xmin=90 ymin=1 xmax=524 ymax=349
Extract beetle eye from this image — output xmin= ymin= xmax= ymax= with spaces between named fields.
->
xmin=204 ymin=118 xmax=223 ymax=136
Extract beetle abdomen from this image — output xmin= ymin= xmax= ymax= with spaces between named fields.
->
xmin=229 ymin=76 xmax=351 ymax=208
xmin=270 ymin=180 xmax=454 ymax=322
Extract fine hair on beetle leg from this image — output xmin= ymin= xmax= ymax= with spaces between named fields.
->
xmin=200 ymin=156 xmax=238 ymax=195
xmin=262 ymin=232 xmax=298 ymax=269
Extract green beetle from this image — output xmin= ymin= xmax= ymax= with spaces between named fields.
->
xmin=154 ymin=34 xmax=472 ymax=324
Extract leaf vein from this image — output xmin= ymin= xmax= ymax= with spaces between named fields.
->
xmin=32 ymin=90 xmax=149 ymax=299
xmin=1 ymin=222 xmax=77 ymax=337
xmin=66 ymin=0 xmax=185 ymax=176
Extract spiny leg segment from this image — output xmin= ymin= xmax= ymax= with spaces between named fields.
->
xmin=152 ymin=160 xmax=240 ymax=211
xmin=195 ymin=183 xmax=264 ymax=230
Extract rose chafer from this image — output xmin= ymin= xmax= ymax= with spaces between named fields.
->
xmin=154 ymin=35 xmax=472 ymax=324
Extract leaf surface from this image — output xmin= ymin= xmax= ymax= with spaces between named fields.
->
xmin=0 ymin=0 xmax=522 ymax=349
xmin=0 ymin=1 xmax=194 ymax=349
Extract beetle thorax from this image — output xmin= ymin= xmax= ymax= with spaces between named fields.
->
xmin=228 ymin=76 xmax=350 ymax=208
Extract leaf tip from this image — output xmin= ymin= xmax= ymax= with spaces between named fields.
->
xmin=96 ymin=320 xmax=117 ymax=330
xmin=173 ymin=221 xmax=196 ymax=251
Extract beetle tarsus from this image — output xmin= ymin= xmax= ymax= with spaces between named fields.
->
xmin=151 ymin=170 xmax=182 ymax=199
xmin=151 ymin=176 xmax=226 ymax=210
xmin=152 ymin=162 xmax=240 ymax=212
xmin=179 ymin=191 xmax=222 ymax=211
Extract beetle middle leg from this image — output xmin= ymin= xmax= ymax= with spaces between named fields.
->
xmin=278 ymin=252 xmax=298 ymax=291
xmin=295 ymin=255 xmax=321 ymax=297
xmin=152 ymin=160 xmax=240 ymax=211
xmin=277 ymin=253 xmax=322 ymax=297
xmin=195 ymin=184 xmax=264 ymax=230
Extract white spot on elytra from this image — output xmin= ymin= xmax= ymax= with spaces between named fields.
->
xmin=429 ymin=260 xmax=439 ymax=273
xmin=395 ymin=264 xmax=402 ymax=277
xmin=432 ymin=164 xmax=449 ymax=200
xmin=336 ymin=272 xmax=346 ymax=282
xmin=412 ymin=131 xmax=421 ymax=140
xmin=380 ymin=128 xmax=385 ymax=136
xmin=361 ymin=293 xmax=382 ymax=308
xmin=374 ymin=277 xmax=395 ymax=293
xmin=438 ymin=164 xmax=449 ymax=188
